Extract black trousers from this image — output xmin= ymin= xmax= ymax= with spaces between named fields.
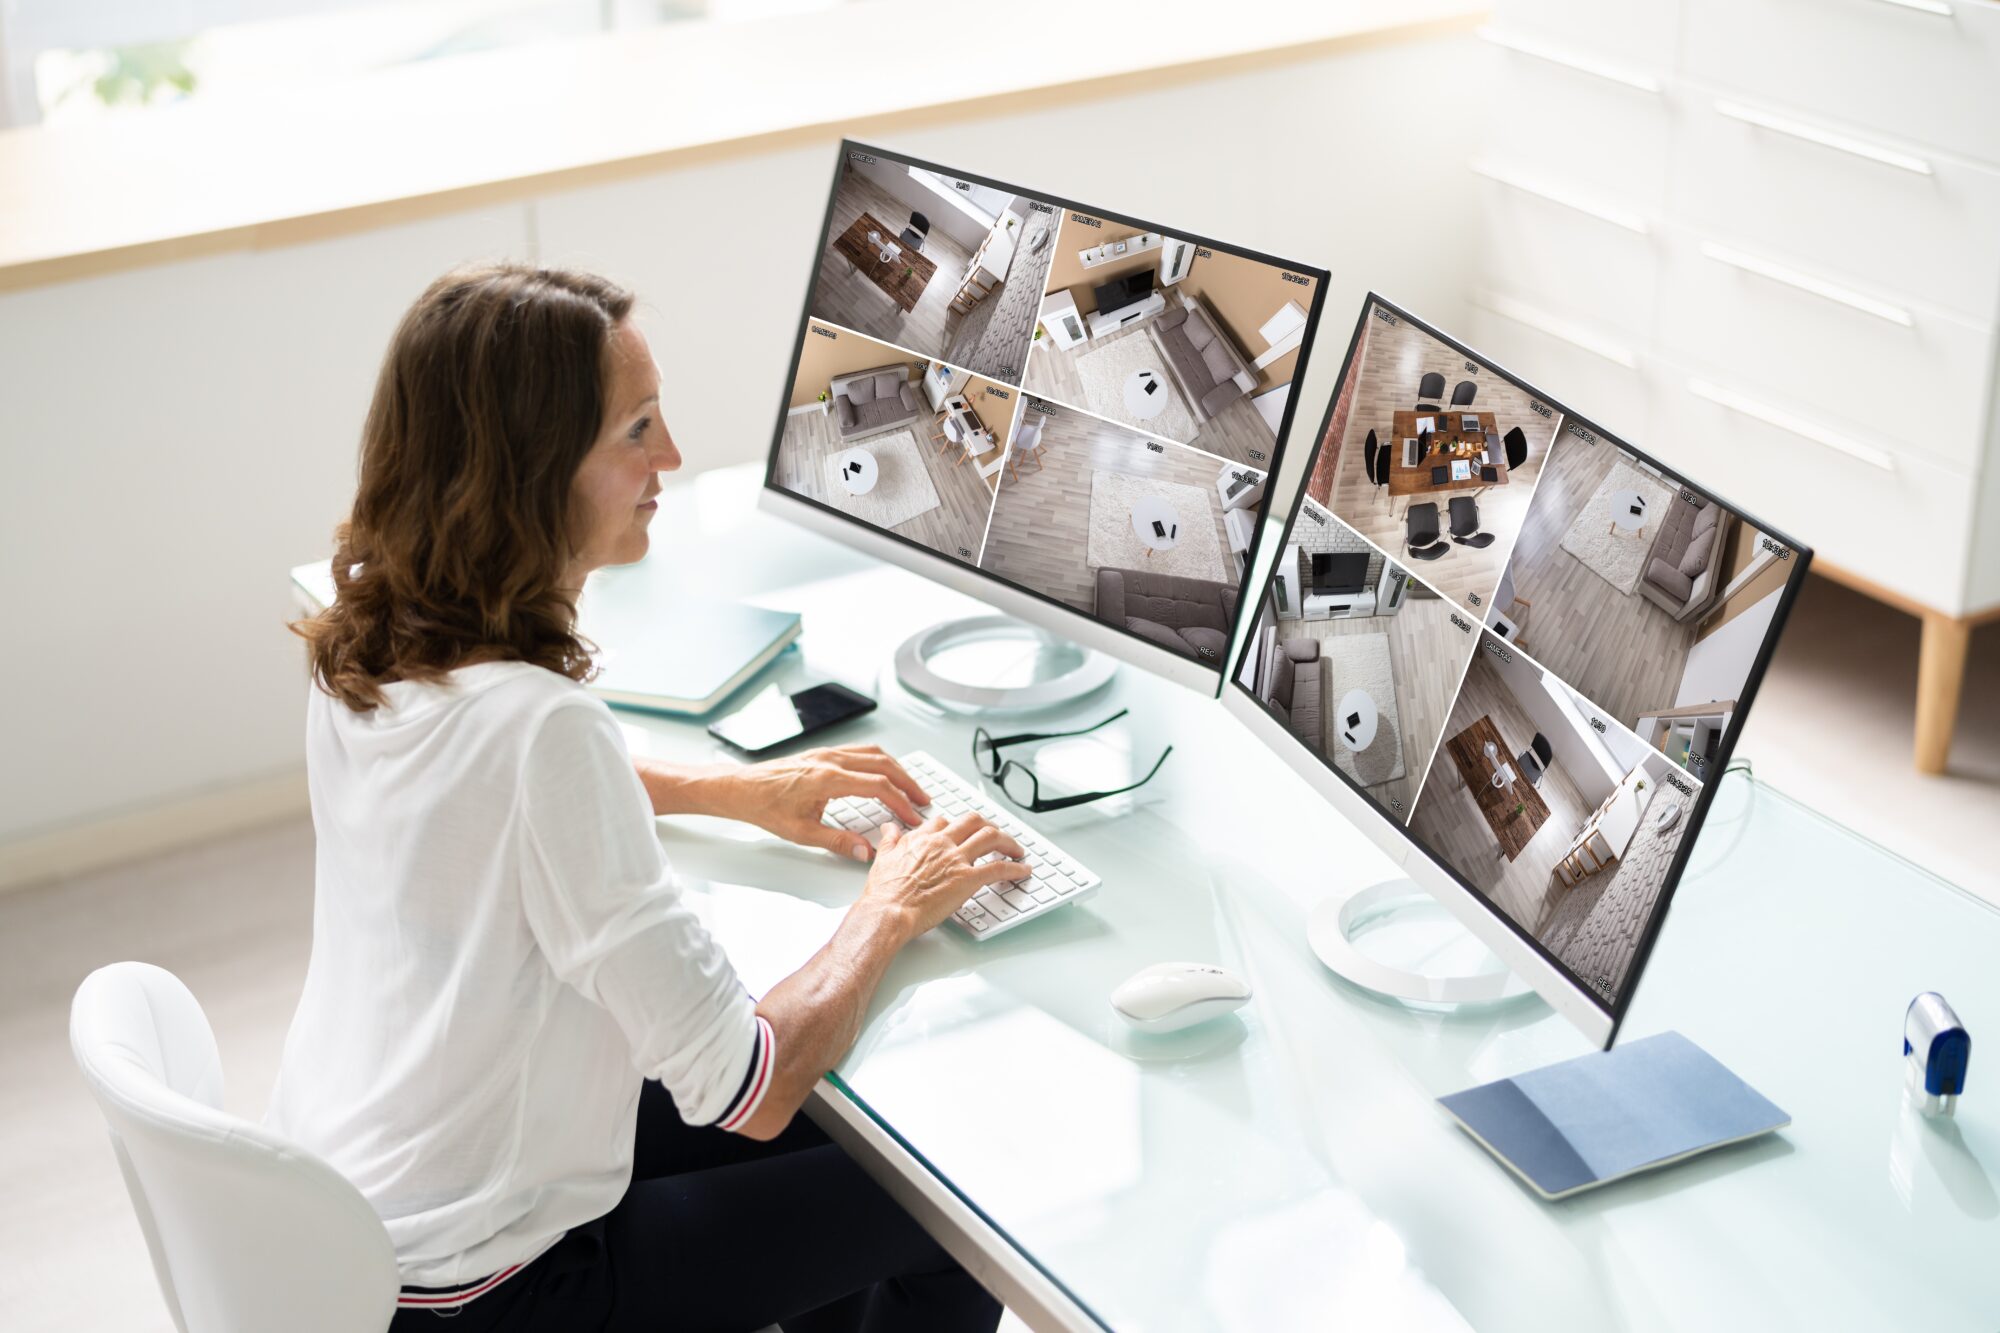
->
xmin=390 ymin=1080 xmax=1001 ymax=1333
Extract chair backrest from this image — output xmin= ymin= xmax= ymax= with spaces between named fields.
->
xmin=1532 ymin=733 xmax=1553 ymax=765
xmin=909 ymin=211 xmax=930 ymax=236
xmin=1407 ymin=502 xmax=1440 ymax=544
xmin=1451 ymin=380 xmax=1476 ymax=407
xmin=70 ymin=963 xmax=399 ymax=1333
xmin=1448 ymin=495 xmax=1479 ymax=535
xmin=1505 ymin=426 xmax=1528 ymax=470
xmin=1418 ymin=372 xmax=1446 ymax=401
xmin=1363 ymin=430 xmax=1379 ymax=482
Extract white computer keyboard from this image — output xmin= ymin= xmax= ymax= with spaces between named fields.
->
xmin=819 ymin=750 xmax=1101 ymax=940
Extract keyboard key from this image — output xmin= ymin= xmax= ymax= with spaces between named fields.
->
xmin=1000 ymin=888 xmax=1036 ymax=913
xmin=1030 ymin=888 xmax=1056 ymax=903
xmin=979 ymin=893 xmax=1017 ymax=920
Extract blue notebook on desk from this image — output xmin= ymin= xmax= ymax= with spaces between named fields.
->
xmin=291 ymin=559 xmax=798 ymax=717
xmin=1438 ymin=1031 xmax=1789 ymax=1199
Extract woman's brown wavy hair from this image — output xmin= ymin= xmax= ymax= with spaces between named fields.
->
xmin=293 ymin=263 xmax=635 ymax=711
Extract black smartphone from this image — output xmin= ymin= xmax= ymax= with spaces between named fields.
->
xmin=707 ymin=682 xmax=876 ymax=757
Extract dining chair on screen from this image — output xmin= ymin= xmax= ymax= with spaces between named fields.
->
xmin=1450 ymin=381 xmax=1477 ymax=408
xmin=1417 ymin=372 xmax=1446 ymax=410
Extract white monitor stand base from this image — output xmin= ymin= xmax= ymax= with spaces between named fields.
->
xmin=893 ymin=615 xmax=1117 ymax=712
xmin=1307 ymin=878 xmax=1534 ymax=1006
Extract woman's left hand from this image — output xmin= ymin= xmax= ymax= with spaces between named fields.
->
xmin=725 ymin=745 xmax=931 ymax=862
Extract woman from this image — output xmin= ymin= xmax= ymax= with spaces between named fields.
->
xmin=270 ymin=263 xmax=1032 ymax=1331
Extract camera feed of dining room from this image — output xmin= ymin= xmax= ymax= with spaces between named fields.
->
xmin=1308 ymin=298 xmax=1561 ymax=617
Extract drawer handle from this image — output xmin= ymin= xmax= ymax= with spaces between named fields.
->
xmin=1474 ymin=290 xmax=1639 ymax=368
xmin=1686 ymin=378 xmax=1896 ymax=471
xmin=1873 ymin=0 xmax=1953 ymax=15
xmin=1469 ymin=161 xmax=1651 ymax=234
xmin=1477 ymin=28 xmax=1662 ymax=93
xmin=1699 ymin=242 xmax=1913 ymax=328
xmin=1713 ymin=99 xmax=1933 ymax=177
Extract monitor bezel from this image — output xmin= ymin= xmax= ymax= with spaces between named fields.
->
xmin=1224 ymin=292 xmax=1816 ymax=1048
xmin=759 ymin=138 xmax=1332 ymax=699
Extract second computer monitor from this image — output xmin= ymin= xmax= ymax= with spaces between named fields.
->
xmin=759 ymin=141 xmax=1329 ymax=694
xmin=1225 ymin=295 xmax=1812 ymax=1047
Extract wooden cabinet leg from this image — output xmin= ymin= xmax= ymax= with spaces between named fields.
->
xmin=1915 ymin=611 xmax=1972 ymax=775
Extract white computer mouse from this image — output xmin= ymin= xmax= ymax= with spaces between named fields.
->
xmin=1110 ymin=961 xmax=1251 ymax=1033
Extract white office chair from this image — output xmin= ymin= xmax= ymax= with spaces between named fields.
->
xmin=69 ymin=962 xmax=399 ymax=1333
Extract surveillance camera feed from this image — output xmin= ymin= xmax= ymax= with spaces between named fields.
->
xmin=1232 ymin=296 xmax=1810 ymax=1017
xmin=766 ymin=141 xmax=1327 ymax=675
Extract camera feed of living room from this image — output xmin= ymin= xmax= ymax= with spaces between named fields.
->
xmin=1484 ymin=424 xmax=1797 ymax=782
xmin=1025 ymin=213 xmax=1316 ymax=470
xmin=1406 ymin=629 xmax=1703 ymax=1006
xmin=979 ymin=398 xmax=1266 ymax=667
xmin=772 ymin=321 xmax=1023 ymax=565
xmin=1313 ymin=299 xmax=1561 ymax=616
xmin=1234 ymin=499 xmax=1482 ymax=823
xmin=810 ymin=148 xmax=1062 ymax=386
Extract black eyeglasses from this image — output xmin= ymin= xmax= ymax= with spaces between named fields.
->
xmin=971 ymin=709 xmax=1173 ymax=813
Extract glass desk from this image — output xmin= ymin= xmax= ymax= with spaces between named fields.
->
xmin=590 ymin=468 xmax=2000 ymax=1331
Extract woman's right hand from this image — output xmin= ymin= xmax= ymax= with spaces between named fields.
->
xmin=861 ymin=815 xmax=1032 ymax=937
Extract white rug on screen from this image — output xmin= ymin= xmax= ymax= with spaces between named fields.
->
xmin=1084 ymin=472 xmax=1226 ymax=583
xmin=1559 ymin=460 xmax=1675 ymax=595
xmin=1322 ymin=632 xmax=1406 ymax=787
xmin=1074 ymin=333 xmax=1197 ymax=442
xmin=822 ymin=431 xmax=941 ymax=531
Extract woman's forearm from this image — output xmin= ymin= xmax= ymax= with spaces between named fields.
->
xmin=633 ymin=758 xmax=743 ymax=819
xmin=733 ymin=898 xmax=916 ymax=1140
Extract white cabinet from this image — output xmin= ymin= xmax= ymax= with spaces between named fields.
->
xmin=1038 ymin=289 xmax=1088 ymax=350
xmin=1484 ymin=0 xmax=2000 ymax=774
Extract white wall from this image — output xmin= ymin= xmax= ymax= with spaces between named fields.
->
xmin=1490 ymin=644 xmax=1616 ymax=808
xmin=1675 ymin=589 xmax=1784 ymax=709
xmin=0 ymin=31 xmax=1488 ymax=862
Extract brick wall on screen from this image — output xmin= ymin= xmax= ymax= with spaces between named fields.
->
xmin=1292 ymin=506 xmax=1383 ymax=593
xmin=1305 ymin=320 xmax=1368 ymax=508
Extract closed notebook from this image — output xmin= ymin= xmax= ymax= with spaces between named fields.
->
xmin=1438 ymin=1031 xmax=1789 ymax=1200
xmin=291 ymin=559 xmax=798 ymax=717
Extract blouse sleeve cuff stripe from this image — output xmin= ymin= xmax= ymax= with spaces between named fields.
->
xmin=716 ymin=1016 xmax=776 ymax=1132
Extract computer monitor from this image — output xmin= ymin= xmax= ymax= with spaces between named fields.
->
xmin=758 ymin=141 xmax=1330 ymax=694
xmin=1223 ymin=295 xmax=1813 ymax=1047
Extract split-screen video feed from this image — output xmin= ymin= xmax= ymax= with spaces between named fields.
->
xmin=772 ymin=144 xmax=1323 ymax=674
xmin=1234 ymin=295 xmax=1803 ymax=1011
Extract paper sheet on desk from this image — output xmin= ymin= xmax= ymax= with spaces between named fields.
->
xmin=682 ymin=878 xmax=845 ymax=999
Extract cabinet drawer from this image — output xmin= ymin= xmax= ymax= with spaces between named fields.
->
xmin=1465 ymin=296 xmax=1654 ymax=447
xmin=1681 ymin=0 xmax=2000 ymax=164
xmin=1672 ymin=88 xmax=2000 ymax=322
xmin=1492 ymin=0 xmax=1681 ymax=71
xmin=1654 ymin=229 xmax=1995 ymax=470
xmin=1648 ymin=361 xmax=1974 ymax=609
xmin=1481 ymin=31 xmax=1673 ymax=214
xmin=1472 ymin=165 xmax=1659 ymax=345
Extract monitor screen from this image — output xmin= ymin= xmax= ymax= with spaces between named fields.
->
xmin=1229 ymin=295 xmax=1811 ymax=1037
xmin=764 ymin=141 xmax=1328 ymax=682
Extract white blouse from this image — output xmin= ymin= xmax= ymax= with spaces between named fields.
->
xmin=265 ymin=661 xmax=771 ymax=1288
